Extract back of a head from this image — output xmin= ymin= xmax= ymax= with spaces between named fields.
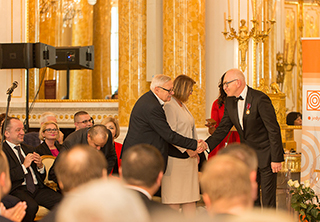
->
xmin=55 ymin=144 xmax=107 ymax=192
xmin=87 ymin=124 xmax=108 ymax=140
xmin=150 ymin=74 xmax=171 ymax=91
xmin=218 ymin=143 xmax=258 ymax=171
xmin=40 ymin=112 xmax=56 ymax=125
xmin=0 ymin=150 xmax=11 ymax=196
xmin=56 ymin=179 xmax=150 ymax=222
xmin=121 ymin=144 xmax=164 ymax=188
xmin=200 ymin=155 xmax=252 ymax=206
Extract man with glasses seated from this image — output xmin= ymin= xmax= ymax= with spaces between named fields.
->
xmin=74 ymin=111 xmax=94 ymax=131
xmin=121 ymin=74 xmax=207 ymax=174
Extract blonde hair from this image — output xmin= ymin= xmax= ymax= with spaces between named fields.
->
xmin=101 ymin=117 xmax=120 ymax=139
xmin=39 ymin=121 xmax=60 ymax=141
xmin=173 ymin=75 xmax=196 ymax=103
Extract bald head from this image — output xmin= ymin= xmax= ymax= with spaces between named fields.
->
xmin=223 ymin=69 xmax=246 ymax=97
xmin=87 ymin=125 xmax=109 ymax=150
xmin=55 ymin=144 xmax=107 ymax=193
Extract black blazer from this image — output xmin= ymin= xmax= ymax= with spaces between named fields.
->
xmin=2 ymin=142 xmax=46 ymax=193
xmin=35 ymin=141 xmax=62 ymax=156
xmin=61 ymin=127 xmax=116 ymax=174
xmin=206 ymin=87 xmax=284 ymax=168
xmin=122 ymin=90 xmax=197 ymax=169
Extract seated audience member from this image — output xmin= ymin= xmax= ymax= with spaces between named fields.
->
xmin=24 ymin=112 xmax=64 ymax=147
xmin=73 ymin=111 xmax=93 ymax=131
xmin=56 ymin=179 xmax=149 ymax=222
xmin=218 ymin=143 xmax=258 ymax=201
xmin=120 ymin=144 xmax=180 ymax=221
xmin=40 ymin=144 xmax=108 ymax=222
xmin=49 ymin=125 xmax=116 ymax=182
xmin=286 ymin=111 xmax=302 ymax=126
xmin=35 ymin=121 xmax=62 ymax=157
xmin=0 ymin=150 xmax=27 ymax=222
xmin=101 ymin=117 xmax=122 ymax=174
xmin=200 ymin=155 xmax=253 ymax=218
xmin=2 ymin=117 xmax=62 ymax=222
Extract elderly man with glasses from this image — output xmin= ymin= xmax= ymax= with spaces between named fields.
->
xmin=204 ymin=68 xmax=284 ymax=208
xmin=121 ymin=74 xmax=207 ymax=173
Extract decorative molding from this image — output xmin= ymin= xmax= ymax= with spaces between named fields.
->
xmin=0 ymin=101 xmax=119 ymax=128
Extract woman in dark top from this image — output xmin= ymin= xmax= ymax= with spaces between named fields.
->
xmin=35 ymin=121 xmax=62 ymax=157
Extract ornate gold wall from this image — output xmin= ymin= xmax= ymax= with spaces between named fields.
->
xmin=70 ymin=1 xmax=93 ymax=99
xmin=92 ymin=1 xmax=112 ymax=99
xmin=118 ymin=0 xmax=148 ymax=126
xmin=163 ymin=0 xmax=206 ymax=127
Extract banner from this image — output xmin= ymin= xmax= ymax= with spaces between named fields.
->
xmin=301 ymin=38 xmax=320 ymax=193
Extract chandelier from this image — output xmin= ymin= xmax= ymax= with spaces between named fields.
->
xmin=39 ymin=0 xmax=83 ymax=27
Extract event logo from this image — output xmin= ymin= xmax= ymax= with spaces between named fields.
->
xmin=307 ymin=90 xmax=320 ymax=111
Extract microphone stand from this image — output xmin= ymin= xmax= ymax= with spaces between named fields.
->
xmin=1 ymin=89 xmax=13 ymax=150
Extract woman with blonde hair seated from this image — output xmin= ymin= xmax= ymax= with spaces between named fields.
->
xmin=101 ymin=117 xmax=122 ymax=174
xmin=35 ymin=121 xmax=62 ymax=157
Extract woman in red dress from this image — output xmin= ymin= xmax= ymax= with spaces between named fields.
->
xmin=207 ymin=73 xmax=240 ymax=158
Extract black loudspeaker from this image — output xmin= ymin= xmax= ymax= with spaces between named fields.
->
xmin=0 ymin=43 xmax=33 ymax=69
xmin=0 ymin=42 xmax=56 ymax=69
xmin=49 ymin=46 xmax=94 ymax=70
xmin=34 ymin=42 xmax=56 ymax=68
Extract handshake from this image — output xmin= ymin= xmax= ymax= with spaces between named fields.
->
xmin=196 ymin=140 xmax=208 ymax=153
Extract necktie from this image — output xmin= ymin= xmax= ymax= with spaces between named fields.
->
xmin=14 ymin=146 xmax=36 ymax=193
xmin=235 ymin=96 xmax=244 ymax=102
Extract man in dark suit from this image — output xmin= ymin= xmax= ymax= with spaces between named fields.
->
xmin=205 ymin=68 xmax=284 ymax=208
xmin=121 ymin=74 xmax=206 ymax=171
xmin=49 ymin=125 xmax=116 ymax=183
xmin=120 ymin=144 xmax=180 ymax=220
xmin=2 ymin=117 xmax=62 ymax=222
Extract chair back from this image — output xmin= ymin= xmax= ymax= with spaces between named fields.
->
xmin=41 ymin=155 xmax=56 ymax=183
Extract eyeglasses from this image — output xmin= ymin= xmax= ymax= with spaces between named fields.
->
xmin=43 ymin=128 xmax=58 ymax=133
xmin=223 ymin=79 xmax=238 ymax=88
xmin=78 ymin=117 xmax=94 ymax=124
xmin=158 ymin=86 xmax=174 ymax=93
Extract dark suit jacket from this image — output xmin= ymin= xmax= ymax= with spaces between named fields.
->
xmin=122 ymin=90 xmax=197 ymax=169
xmin=23 ymin=131 xmax=41 ymax=148
xmin=0 ymin=215 xmax=13 ymax=222
xmin=206 ymin=87 xmax=284 ymax=168
xmin=2 ymin=142 xmax=46 ymax=193
xmin=35 ymin=141 xmax=62 ymax=156
xmin=62 ymin=127 xmax=116 ymax=173
xmin=134 ymin=190 xmax=180 ymax=220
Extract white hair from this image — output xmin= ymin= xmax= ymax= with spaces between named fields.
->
xmin=150 ymin=74 xmax=171 ymax=91
xmin=56 ymin=179 xmax=150 ymax=222
xmin=39 ymin=112 xmax=56 ymax=125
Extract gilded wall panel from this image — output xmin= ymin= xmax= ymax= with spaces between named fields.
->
xmin=163 ymin=0 xmax=206 ymax=127
xmin=118 ymin=0 xmax=148 ymax=126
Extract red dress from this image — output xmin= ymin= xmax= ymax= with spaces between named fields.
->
xmin=208 ymin=99 xmax=240 ymax=159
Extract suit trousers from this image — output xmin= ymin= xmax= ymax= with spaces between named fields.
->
xmin=254 ymin=165 xmax=277 ymax=208
xmin=11 ymin=185 xmax=62 ymax=222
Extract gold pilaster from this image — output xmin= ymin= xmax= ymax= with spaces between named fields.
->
xmin=163 ymin=0 xmax=206 ymax=127
xmin=70 ymin=1 xmax=93 ymax=100
xmin=297 ymin=0 xmax=304 ymax=113
xmin=27 ymin=0 xmax=39 ymax=100
xmin=118 ymin=0 xmax=148 ymax=126
xmin=92 ymin=0 xmax=112 ymax=99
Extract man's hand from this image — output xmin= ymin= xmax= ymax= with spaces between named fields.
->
xmin=33 ymin=152 xmax=43 ymax=169
xmin=23 ymin=154 xmax=34 ymax=168
xmin=271 ymin=162 xmax=282 ymax=173
xmin=0 ymin=201 xmax=27 ymax=222
xmin=196 ymin=140 xmax=208 ymax=153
